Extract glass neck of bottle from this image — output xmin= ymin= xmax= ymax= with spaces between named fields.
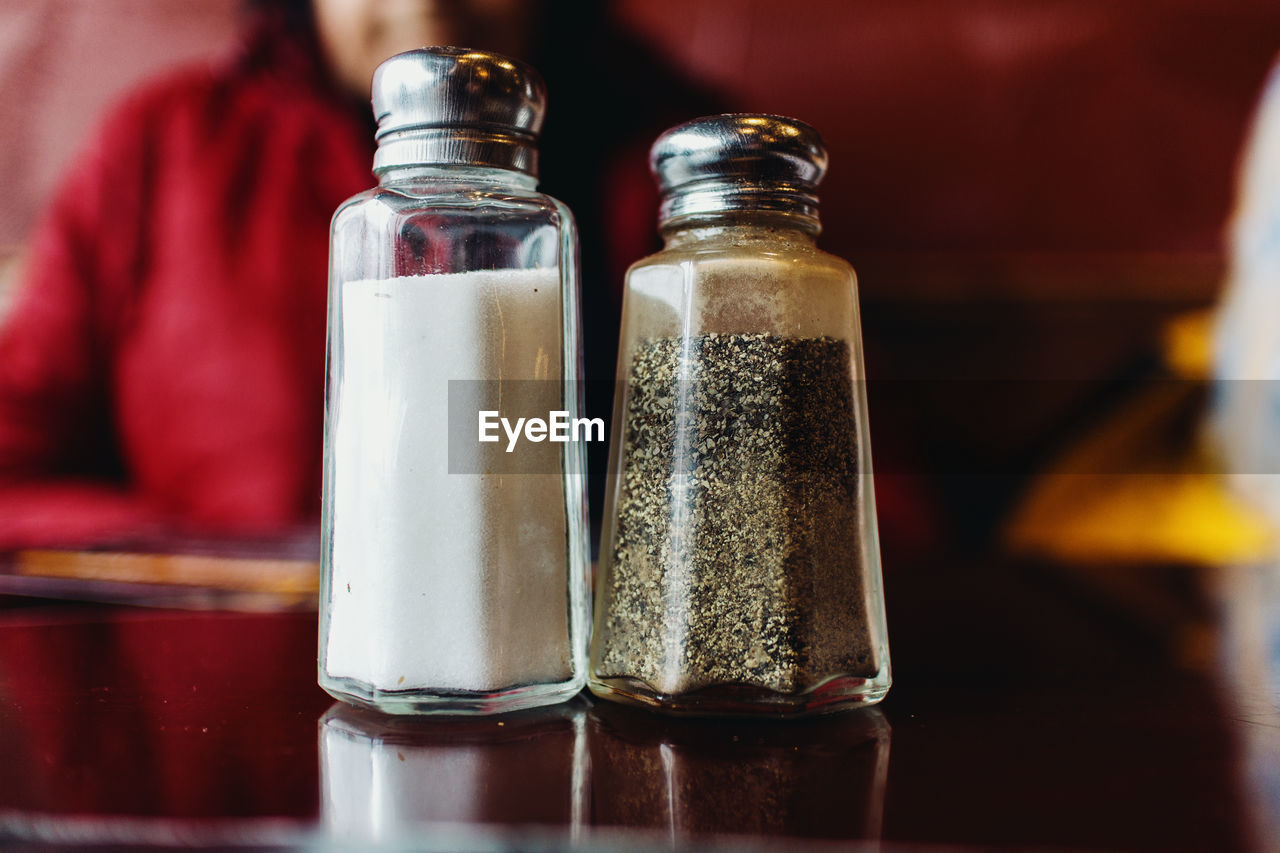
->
xmin=659 ymin=210 xmax=821 ymax=249
xmin=376 ymin=163 xmax=538 ymax=191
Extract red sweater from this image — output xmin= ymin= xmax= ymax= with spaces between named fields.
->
xmin=0 ymin=39 xmax=375 ymax=548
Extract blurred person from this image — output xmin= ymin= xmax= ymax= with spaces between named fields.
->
xmin=0 ymin=0 xmax=715 ymax=549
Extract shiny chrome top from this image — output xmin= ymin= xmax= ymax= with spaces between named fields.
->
xmin=370 ymin=47 xmax=546 ymax=176
xmin=650 ymin=114 xmax=828 ymax=227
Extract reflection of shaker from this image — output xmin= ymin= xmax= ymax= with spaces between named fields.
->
xmin=588 ymin=703 xmax=889 ymax=841
xmin=320 ymin=700 xmax=587 ymax=843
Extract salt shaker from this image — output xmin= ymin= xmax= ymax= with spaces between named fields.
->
xmin=320 ymin=48 xmax=589 ymax=714
xmin=589 ymin=114 xmax=891 ymax=716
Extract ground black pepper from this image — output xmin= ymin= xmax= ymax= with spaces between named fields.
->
xmin=598 ymin=332 xmax=879 ymax=696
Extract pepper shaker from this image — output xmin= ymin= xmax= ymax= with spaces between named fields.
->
xmin=589 ymin=114 xmax=891 ymax=716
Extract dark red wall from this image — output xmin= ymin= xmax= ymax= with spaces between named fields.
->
xmin=620 ymin=0 xmax=1280 ymax=264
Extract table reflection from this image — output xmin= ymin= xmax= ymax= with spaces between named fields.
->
xmin=0 ymin=609 xmax=325 ymax=818
xmin=1218 ymin=560 xmax=1280 ymax=850
xmin=587 ymin=703 xmax=889 ymax=842
xmin=319 ymin=699 xmax=588 ymax=844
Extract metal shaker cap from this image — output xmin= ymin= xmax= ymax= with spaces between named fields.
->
xmin=370 ymin=47 xmax=546 ymax=176
xmin=650 ymin=114 xmax=828 ymax=228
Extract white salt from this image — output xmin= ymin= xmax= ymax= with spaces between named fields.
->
xmin=325 ymin=268 xmax=572 ymax=692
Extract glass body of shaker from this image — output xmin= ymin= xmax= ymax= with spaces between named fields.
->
xmin=320 ymin=164 xmax=589 ymax=714
xmin=590 ymin=211 xmax=891 ymax=716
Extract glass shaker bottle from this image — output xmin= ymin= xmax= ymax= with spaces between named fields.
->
xmin=320 ymin=48 xmax=589 ymax=714
xmin=590 ymin=114 xmax=891 ymax=716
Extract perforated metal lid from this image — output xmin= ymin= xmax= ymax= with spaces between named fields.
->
xmin=370 ymin=47 xmax=546 ymax=176
xmin=650 ymin=114 xmax=828 ymax=227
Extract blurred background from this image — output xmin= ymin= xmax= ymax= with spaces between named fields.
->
xmin=2 ymin=0 xmax=1280 ymax=848
xmin=2 ymin=0 xmax=1280 ymax=678
xmin=3 ymin=0 xmax=1280 ymax=544
xmin=2 ymin=0 xmax=1280 ymax=669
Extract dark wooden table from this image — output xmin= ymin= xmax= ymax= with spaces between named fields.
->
xmin=0 ymin=552 xmax=1272 ymax=853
